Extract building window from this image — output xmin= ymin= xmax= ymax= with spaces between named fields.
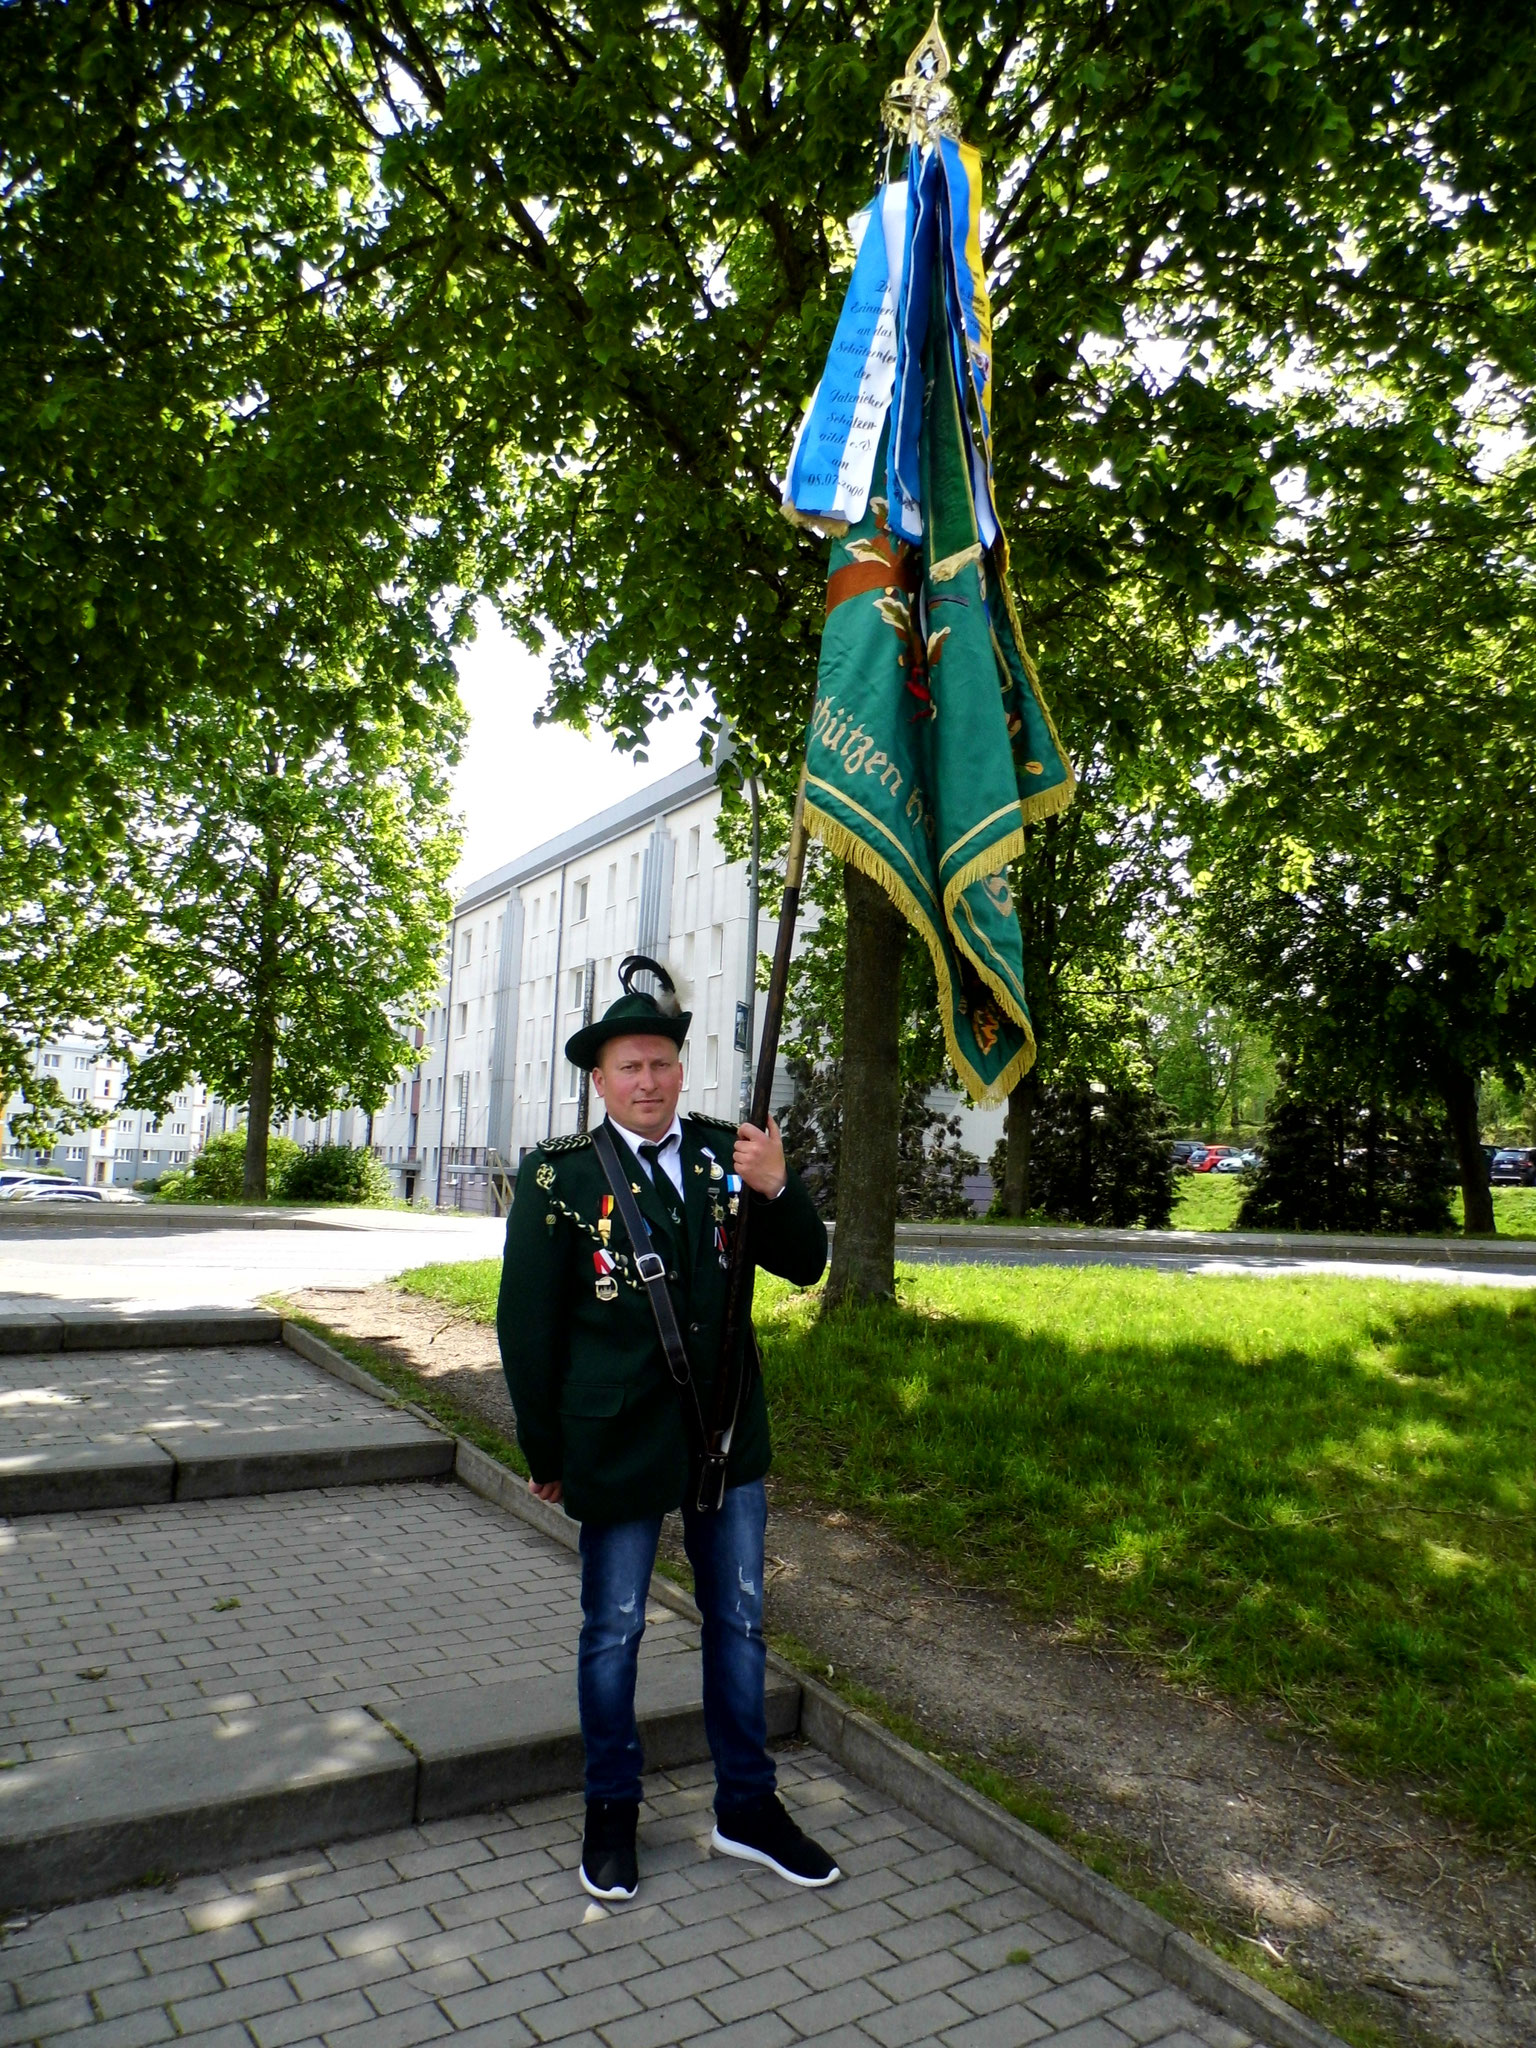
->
xmin=460 ymin=929 xmax=472 ymax=967
xmin=73 ymin=1086 xmax=88 ymax=1102
xmin=705 ymin=1035 xmax=720 ymax=1088
xmin=563 ymin=1061 xmax=580 ymax=1101
xmin=687 ymin=825 xmax=701 ymax=873
xmin=75 ymin=1055 xmax=90 ymax=1069
xmin=568 ymin=968 xmax=586 ymax=1008
xmin=573 ymin=877 xmax=589 ymax=921
xmin=457 ymin=1003 xmax=468 ymax=1035
xmin=710 ymin=924 xmax=724 ymax=973
xmin=66 ymin=1146 xmax=86 ymax=1160
xmin=606 ymin=863 xmax=618 ymax=904
xmin=39 ymin=1051 xmax=61 ymax=1069
xmin=628 ymin=853 xmax=641 ymax=896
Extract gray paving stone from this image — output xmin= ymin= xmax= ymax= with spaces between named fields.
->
xmin=1114 ymin=1989 xmax=1209 ymax=2042
xmin=600 ymin=1995 xmax=718 ymax=2048
xmin=1034 ymin=1935 xmax=1129 ymax=1986
xmin=776 ymin=1974 xmax=892 ymax=2036
xmin=41 ymin=2009 xmax=176 ymax=2048
xmin=1045 ymin=2021 xmax=1137 ymax=2048
xmin=1027 ymin=1973 xmax=1130 ymax=2031
xmin=790 ymin=1936 xmax=896 ymax=1992
xmin=940 ymin=2007 xmax=1056 ymax=2048
xmin=864 ymin=1987 xmax=974 ymax=2046
xmin=245 ymin=1988 xmax=374 ymax=2045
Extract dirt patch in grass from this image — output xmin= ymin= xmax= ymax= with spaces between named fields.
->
xmin=289 ymin=1279 xmax=1535 ymax=2048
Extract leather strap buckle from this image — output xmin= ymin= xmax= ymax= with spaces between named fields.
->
xmin=634 ymin=1250 xmax=666 ymax=1284
xmin=695 ymin=1452 xmax=729 ymax=1515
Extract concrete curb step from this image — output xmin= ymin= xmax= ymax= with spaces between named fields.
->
xmin=0 ymin=1656 xmax=800 ymax=1913
xmin=0 ymin=1420 xmax=456 ymax=1517
xmin=0 ymin=1308 xmax=283 ymax=1355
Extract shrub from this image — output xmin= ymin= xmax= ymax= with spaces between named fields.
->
xmin=150 ymin=1127 xmax=304 ymax=1202
xmin=1237 ymin=1090 xmax=1454 ymax=1234
xmin=281 ymin=1142 xmax=393 ymax=1206
xmin=988 ymin=1081 xmax=1178 ymax=1228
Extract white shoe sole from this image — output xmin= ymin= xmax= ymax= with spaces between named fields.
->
xmin=710 ymin=1826 xmax=841 ymax=1887
xmin=579 ymin=1864 xmax=637 ymax=1903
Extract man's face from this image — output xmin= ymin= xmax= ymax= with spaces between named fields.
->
xmin=591 ymin=1034 xmax=685 ymax=1139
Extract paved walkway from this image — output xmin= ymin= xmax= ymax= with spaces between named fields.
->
xmin=1 ymin=1319 xmax=1278 ymax=2048
xmin=2 ymin=1754 xmax=1248 ymax=2048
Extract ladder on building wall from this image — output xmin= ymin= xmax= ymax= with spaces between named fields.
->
xmin=486 ymin=1148 xmax=516 ymax=1218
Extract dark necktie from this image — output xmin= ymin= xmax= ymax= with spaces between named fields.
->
xmin=639 ymin=1141 xmax=685 ymax=1234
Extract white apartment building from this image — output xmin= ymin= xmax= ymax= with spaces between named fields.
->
xmin=4 ymin=1031 xmax=212 ymax=1186
xmin=372 ymin=759 xmax=776 ymax=1210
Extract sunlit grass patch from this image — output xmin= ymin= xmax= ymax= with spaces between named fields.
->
xmin=754 ymin=1263 xmax=1536 ymax=1846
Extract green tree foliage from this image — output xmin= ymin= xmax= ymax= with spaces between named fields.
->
xmin=0 ymin=799 xmax=142 ymax=1146
xmin=1146 ymin=992 xmax=1277 ymax=1136
xmin=1237 ymin=1089 xmax=1454 ymax=1236
xmin=125 ymin=690 xmax=461 ymax=1198
xmin=989 ymin=1082 xmax=1177 ymax=1228
xmin=1 ymin=3 xmax=478 ymax=818
xmin=1191 ymin=495 xmax=1536 ymax=1233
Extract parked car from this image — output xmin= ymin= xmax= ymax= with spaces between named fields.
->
xmin=1171 ymin=1141 xmax=1200 ymax=1167
xmin=1490 ymin=1148 xmax=1536 ymax=1187
xmin=0 ymin=1173 xmax=75 ymax=1200
xmin=1212 ymin=1153 xmax=1249 ymax=1173
xmin=6 ymin=1182 xmax=104 ymax=1202
xmin=1190 ymin=1146 xmax=1236 ymax=1173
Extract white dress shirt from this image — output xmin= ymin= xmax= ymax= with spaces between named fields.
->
xmin=603 ymin=1112 xmax=685 ymax=1201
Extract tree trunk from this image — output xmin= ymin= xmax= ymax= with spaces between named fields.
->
xmin=243 ymin=1027 xmax=275 ymax=1201
xmin=826 ymin=863 xmax=906 ymax=1307
xmin=1441 ymin=1063 xmax=1494 ymax=1236
xmin=1001 ymin=1069 xmax=1038 ymax=1217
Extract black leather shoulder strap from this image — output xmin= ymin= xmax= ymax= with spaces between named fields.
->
xmin=590 ymin=1122 xmax=708 ymax=1454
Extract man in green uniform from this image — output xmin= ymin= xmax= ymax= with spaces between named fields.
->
xmin=498 ymin=979 xmax=838 ymax=1902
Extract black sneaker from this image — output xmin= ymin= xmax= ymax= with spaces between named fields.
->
xmin=711 ymin=1793 xmax=841 ymax=1887
xmin=580 ymin=1798 xmax=639 ymax=1901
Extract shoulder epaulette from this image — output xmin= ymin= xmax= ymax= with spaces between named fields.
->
xmin=540 ymin=1131 xmax=592 ymax=1156
xmin=686 ymin=1112 xmax=741 ymax=1135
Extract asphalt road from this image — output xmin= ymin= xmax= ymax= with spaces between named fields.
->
xmin=0 ymin=1205 xmax=505 ymax=1315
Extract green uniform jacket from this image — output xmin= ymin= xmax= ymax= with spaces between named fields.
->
xmin=497 ymin=1114 xmax=827 ymax=1526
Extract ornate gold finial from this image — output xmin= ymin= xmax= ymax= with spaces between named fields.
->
xmin=882 ymin=7 xmax=963 ymax=147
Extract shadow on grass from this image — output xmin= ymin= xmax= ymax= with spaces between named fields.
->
xmin=758 ymin=1276 xmax=1536 ymax=1847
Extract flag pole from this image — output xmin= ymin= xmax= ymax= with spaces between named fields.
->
xmin=700 ymin=765 xmax=808 ymax=1510
xmin=702 ymin=7 xmax=954 ymax=1507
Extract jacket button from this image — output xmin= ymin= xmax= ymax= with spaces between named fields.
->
xmin=690 ymin=1322 xmax=701 ymax=1334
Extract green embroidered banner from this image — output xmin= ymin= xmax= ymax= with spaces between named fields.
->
xmin=803 ymin=288 xmax=1073 ymax=1101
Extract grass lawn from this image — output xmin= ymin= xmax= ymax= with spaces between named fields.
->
xmin=1170 ymin=1174 xmax=1536 ymax=1237
xmin=403 ymin=1255 xmax=1536 ymax=1847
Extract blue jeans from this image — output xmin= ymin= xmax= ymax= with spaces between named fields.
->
xmin=577 ymin=1478 xmax=776 ymax=1812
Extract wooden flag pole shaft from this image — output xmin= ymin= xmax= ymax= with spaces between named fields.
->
xmin=749 ymin=768 xmax=810 ymax=1131
xmin=701 ymin=769 xmax=810 ymax=1509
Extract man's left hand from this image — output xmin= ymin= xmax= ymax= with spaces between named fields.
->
xmin=734 ymin=1114 xmax=788 ymax=1199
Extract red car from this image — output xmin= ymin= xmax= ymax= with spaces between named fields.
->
xmin=1188 ymin=1146 xmax=1236 ymax=1173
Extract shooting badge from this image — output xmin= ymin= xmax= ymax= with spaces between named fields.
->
xmin=592 ymin=1247 xmax=618 ymax=1302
